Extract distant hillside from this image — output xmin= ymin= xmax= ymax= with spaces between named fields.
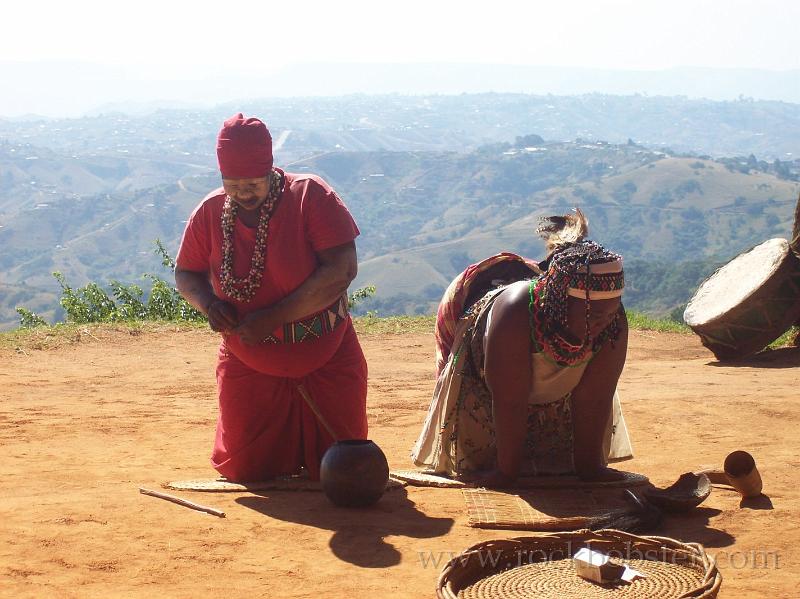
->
xmin=2 ymin=137 xmax=797 ymax=329
xmin=3 ymin=93 xmax=800 ymax=160
xmin=2 ymin=94 xmax=800 ymax=329
xmin=296 ymin=145 xmax=798 ymax=317
xmin=0 ymin=140 xmax=212 ymax=219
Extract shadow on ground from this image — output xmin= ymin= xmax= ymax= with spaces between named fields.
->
xmin=236 ymin=487 xmax=454 ymax=568
xmin=740 ymin=494 xmax=773 ymax=510
xmin=707 ymin=346 xmax=800 ymax=369
xmin=659 ymin=507 xmax=736 ymax=548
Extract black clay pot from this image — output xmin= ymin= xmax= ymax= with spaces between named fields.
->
xmin=320 ymin=440 xmax=389 ymax=508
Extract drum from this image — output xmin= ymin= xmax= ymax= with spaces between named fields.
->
xmin=684 ymin=238 xmax=800 ymax=360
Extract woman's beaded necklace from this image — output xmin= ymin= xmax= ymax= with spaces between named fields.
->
xmin=528 ymin=277 xmax=620 ymax=367
xmin=529 ymin=278 xmax=594 ymax=367
xmin=219 ymin=169 xmax=283 ymax=302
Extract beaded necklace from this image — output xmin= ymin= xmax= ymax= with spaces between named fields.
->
xmin=529 ymin=278 xmax=595 ymax=367
xmin=528 ymin=277 xmax=621 ymax=367
xmin=219 ymin=169 xmax=284 ymax=302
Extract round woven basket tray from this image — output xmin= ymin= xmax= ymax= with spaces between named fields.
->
xmin=437 ymin=529 xmax=721 ymax=598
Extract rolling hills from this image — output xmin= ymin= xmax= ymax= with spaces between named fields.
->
xmin=1 ymin=94 xmax=799 ymax=329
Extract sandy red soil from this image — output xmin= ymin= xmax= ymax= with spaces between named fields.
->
xmin=1 ymin=326 xmax=798 ymax=598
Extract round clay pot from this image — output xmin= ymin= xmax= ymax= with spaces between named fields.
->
xmin=320 ymin=440 xmax=389 ymax=508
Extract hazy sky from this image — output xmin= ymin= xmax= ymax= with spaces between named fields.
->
xmin=4 ymin=0 xmax=799 ymax=71
xmin=1 ymin=0 xmax=798 ymax=116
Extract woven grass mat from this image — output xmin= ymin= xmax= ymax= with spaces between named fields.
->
xmin=164 ymin=476 xmax=407 ymax=493
xmin=391 ymin=470 xmax=648 ymax=489
xmin=463 ymin=487 xmax=631 ymax=530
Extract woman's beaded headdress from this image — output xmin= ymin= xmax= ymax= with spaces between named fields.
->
xmin=535 ymin=208 xmax=624 ymax=326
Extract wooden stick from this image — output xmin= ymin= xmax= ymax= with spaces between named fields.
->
xmin=139 ymin=487 xmax=226 ymax=518
xmin=297 ymin=384 xmax=340 ymax=441
xmin=694 ymin=468 xmax=731 ymax=486
xmin=81 ymin=328 xmax=100 ymax=342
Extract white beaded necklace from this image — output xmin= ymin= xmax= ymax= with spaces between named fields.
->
xmin=219 ymin=170 xmax=283 ymax=302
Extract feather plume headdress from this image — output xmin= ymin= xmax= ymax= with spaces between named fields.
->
xmin=536 ymin=207 xmax=590 ymax=257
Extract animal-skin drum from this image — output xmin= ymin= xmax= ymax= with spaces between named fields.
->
xmin=684 ymin=238 xmax=800 ymax=360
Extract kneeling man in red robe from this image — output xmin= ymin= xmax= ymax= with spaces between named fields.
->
xmin=175 ymin=113 xmax=368 ymax=481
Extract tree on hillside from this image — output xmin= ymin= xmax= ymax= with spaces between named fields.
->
xmin=514 ymin=134 xmax=545 ymax=147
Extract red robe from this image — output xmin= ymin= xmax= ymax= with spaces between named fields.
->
xmin=176 ymin=170 xmax=368 ymax=481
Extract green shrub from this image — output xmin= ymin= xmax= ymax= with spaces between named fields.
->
xmin=348 ymin=285 xmax=376 ymax=310
xmin=15 ymin=307 xmax=48 ymax=328
xmin=17 ymin=240 xmax=204 ymax=327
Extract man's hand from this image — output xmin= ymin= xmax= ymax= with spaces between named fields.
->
xmin=207 ymin=300 xmax=239 ymax=333
xmin=233 ymin=307 xmax=281 ymax=345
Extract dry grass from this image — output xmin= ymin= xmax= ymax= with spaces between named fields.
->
xmin=3 ymin=316 xmax=796 ymax=354
xmin=626 ymin=311 xmax=690 ymax=334
xmin=353 ymin=314 xmax=435 ymax=335
xmin=0 ymin=321 xmax=207 ymax=353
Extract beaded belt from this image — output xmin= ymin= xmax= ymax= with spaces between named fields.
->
xmin=263 ymin=295 xmax=349 ymax=344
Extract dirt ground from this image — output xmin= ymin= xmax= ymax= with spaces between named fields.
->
xmin=1 ymin=326 xmax=798 ymax=598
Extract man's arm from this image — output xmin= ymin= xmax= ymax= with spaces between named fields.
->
xmin=483 ymin=281 xmax=533 ymax=483
xmin=233 ymin=241 xmax=358 ymax=344
xmin=175 ymin=268 xmax=215 ymax=315
xmin=175 ymin=268 xmax=238 ymax=332
xmin=570 ymin=309 xmax=628 ymax=479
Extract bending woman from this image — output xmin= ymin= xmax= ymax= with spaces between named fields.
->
xmin=412 ymin=210 xmax=633 ymax=486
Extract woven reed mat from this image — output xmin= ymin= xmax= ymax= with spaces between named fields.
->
xmin=391 ymin=470 xmax=648 ymax=489
xmin=459 ymin=557 xmax=707 ymax=599
xmin=164 ymin=476 xmax=406 ymax=493
xmin=463 ymin=488 xmax=633 ymax=530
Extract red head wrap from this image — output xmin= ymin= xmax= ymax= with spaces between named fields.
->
xmin=216 ymin=113 xmax=273 ymax=179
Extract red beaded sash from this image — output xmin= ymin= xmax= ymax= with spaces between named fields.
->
xmin=263 ymin=295 xmax=349 ymax=344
